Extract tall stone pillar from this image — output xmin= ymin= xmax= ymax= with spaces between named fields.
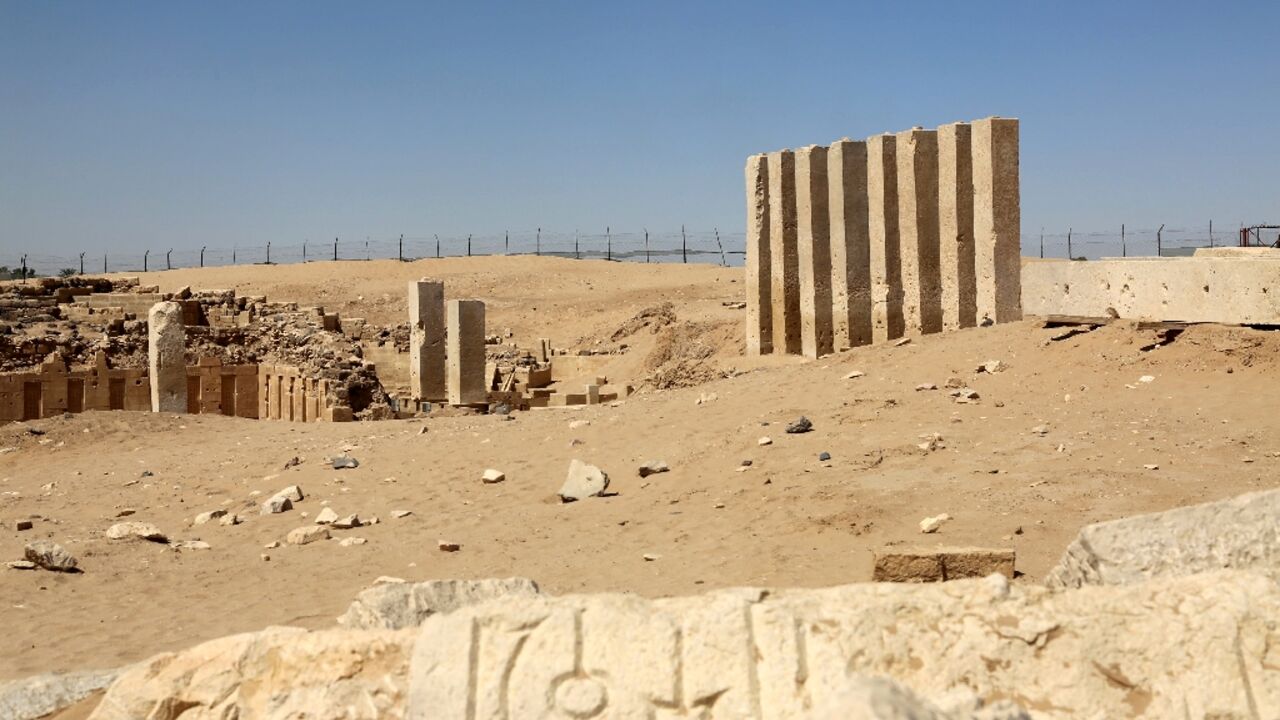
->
xmin=896 ymin=128 xmax=942 ymax=336
xmin=408 ymin=279 xmax=446 ymax=402
xmin=794 ymin=145 xmax=833 ymax=358
xmin=766 ymin=150 xmax=801 ymax=355
xmin=744 ymin=154 xmax=773 ymax=355
xmin=828 ymin=138 xmax=872 ymax=350
xmin=867 ymin=134 xmax=903 ymax=343
xmin=148 ymin=301 xmax=186 ymax=413
xmin=972 ymin=117 xmax=1022 ymax=324
xmin=447 ymin=299 xmax=487 ymax=406
xmin=938 ymin=122 xmax=976 ymax=330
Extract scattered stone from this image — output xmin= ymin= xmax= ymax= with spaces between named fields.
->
xmin=919 ymin=513 xmax=951 ymax=534
xmin=740 ymin=459 xmax=753 ymax=467
xmin=558 ymin=459 xmax=610 ymax=502
xmin=437 ymin=540 xmax=461 ymax=552
xmin=873 ymin=547 xmax=1016 ymax=582
xmin=314 ymin=507 xmax=339 ymax=525
xmin=23 ymin=540 xmax=78 ymax=572
xmin=914 ymin=382 xmax=937 ymax=391
xmin=261 ymin=495 xmax=292 ymax=515
xmin=391 ymin=510 xmax=413 ymax=519
xmin=14 ymin=520 xmax=32 ymax=531
xmin=844 ymin=370 xmax=865 ymax=379
xmin=6 ymin=560 xmax=36 ymax=570
xmin=173 ymin=540 xmax=211 ymax=551
xmin=944 ymin=376 xmax=964 ymax=389
xmin=642 ymin=553 xmax=661 ymax=562
xmin=916 ymin=433 xmax=944 ymax=452
xmin=275 ymin=485 xmax=304 ymax=502
xmin=481 ymin=468 xmax=506 ymax=484
xmin=952 ymin=388 xmax=980 ymax=403
xmin=785 ymin=416 xmax=813 ymax=434
xmin=696 ymin=392 xmax=718 ymax=405
xmin=637 ymin=460 xmax=669 ymax=478
xmin=333 ymin=514 xmax=362 ymax=529
xmin=0 ymin=668 xmax=121 ymax=720
xmin=337 ymin=577 xmax=542 ymax=630
xmin=1143 ymin=464 xmax=1159 ymax=470
xmin=193 ymin=509 xmax=227 ymax=526
xmin=977 ymin=359 xmax=1009 ymax=374
xmin=219 ymin=513 xmax=242 ymax=526
xmin=115 ymin=509 xmax=136 ymax=517
xmin=818 ymin=451 xmax=831 ymax=461
xmin=264 ymin=541 xmax=280 ymax=549
xmin=1030 ymin=424 xmax=1049 ymax=436
xmin=332 ymin=456 xmax=359 ymax=470
xmin=106 ymin=521 xmax=168 ymax=543
xmin=339 ymin=537 xmax=367 ymax=547
xmin=1138 ymin=375 xmax=1155 ymax=383
xmin=893 ymin=337 xmax=912 ymax=346
xmin=568 ymin=420 xmax=590 ymax=430
xmin=286 ymin=526 xmax=330 ymax=545
xmin=758 ymin=436 xmax=772 ymax=446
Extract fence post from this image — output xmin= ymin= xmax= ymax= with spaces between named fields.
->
xmin=200 ymin=246 xmax=206 ymax=268
xmin=20 ymin=254 xmax=26 ymax=283
xmin=1157 ymin=224 xmax=1164 ymax=256
xmin=606 ymin=226 xmax=611 ymax=261
xmin=266 ymin=242 xmax=271 ymax=264
xmin=144 ymin=250 xmax=149 ymax=273
xmin=1121 ymin=223 xmax=1126 ymax=257
xmin=303 ymin=240 xmax=307 ymax=262
xmin=714 ymin=227 xmax=726 ymax=267
xmin=1209 ymin=219 xmax=1214 ymax=247
xmin=79 ymin=252 xmax=85 ymax=275
xmin=103 ymin=253 xmax=107 ymax=273
xmin=681 ymin=225 xmax=687 ymax=263
xmin=467 ymin=234 xmax=472 ymax=257
xmin=1067 ymin=228 xmax=1072 ymax=260
xmin=167 ymin=249 xmax=172 ymax=270
xmin=536 ymin=228 xmax=541 ymax=256
xmin=435 ymin=234 xmax=440 ymax=258
xmin=574 ymin=229 xmax=579 ymax=259
xmin=365 ymin=239 xmax=369 ymax=261
xmin=333 ymin=238 xmax=338 ymax=261
xmin=233 ymin=247 xmax=237 ymax=264
xmin=505 ymin=230 xmax=509 ymax=255
xmin=399 ymin=234 xmax=403 ymax=262
xmin=645 ymin=228 xmax=650 ymax=263
xmin=1038 ymin=228 xmax=1044 ymax=258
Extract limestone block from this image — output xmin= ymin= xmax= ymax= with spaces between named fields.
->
xmin=767 ymin=149 xmax=801 ymax=354
xmin=409 ymin=571 xmax=1280 ymax=718
xmin=0 ymin=669 xmax=121 ymax=720
xmin=795 ymin=144 xmax=834 ymax=358
xmin=867 ymin=134 xmax=904 ymax=342
xmin=744 ymin=154 xmax=773 ymax=355
xmin=872 ymin=547 xmax=1014 ymax=582
xmin=971 ymin=117 xmax=1021 ymax=324
xmin=147 ymin=301 xmax=186 ymax=413
xmin=1046 ymin=488 xmax=1280 ymax=589
xmin=408 ymin=280 xmax=446 ymax=401
xmin=937 ymin=122 xmax=976 ymax=331
xmin=895 ymin=128 xmax=942 ymax=335
xmin=828 ymin=138 xmax=872 ymax=350
xmin=446 ymin=299 xmax=486 ymax=405
xmin=88 ymin=627 xmax=414 ymax=720
xmin=337 ymin=577 xmax=543 ymax=630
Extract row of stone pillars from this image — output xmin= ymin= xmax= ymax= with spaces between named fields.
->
xmin=408 ymin=279 xmax=487 ymax=406
xmin=745 ymin=117 xmax=1021 ymax=358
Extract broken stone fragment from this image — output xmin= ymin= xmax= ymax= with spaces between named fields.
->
xmin=481 ymin=468 xmax=505 ymax=484
xmin=559 ymin=459 xmax=609 ymax=502
xmin=106 ymin=521 xmax=168 ymax=543
xmin=758 ymin=436 xmax=772 ymax=446
xmin=337 ymin=577 xmax=542 ymax=630
xmin=314 ymin=507 xmax=338 ymax=525
xmin=6 ymin=560 xmax=36 ymax=570
xmin=333 ymin=514 xmax=361 ymax=529
xmin=437 ymin=540 xmax=460 ymax=552
xmin=339 ymin=537 xmax=367 ymax=547
xmin=637 ymin=460 xmax=669 ymax=478
xmin=193 ymin=509 xmax=226 ymax=526
xmin=275 ymin=485 xmax=304 ymax=502
xmin=919 ymin=513 xmax=951 ymax=534
xmin=23 ymin=540 xmax=78 ymax=572
xmin=332 ymin=456 xmax=359 ymax=470
xmin=785 ymin=416 xmax=813 ymax=434
xmin=261 ymin=495 xmax=292 ymax=515
xmin=172 ymin=540 xmax=211 ymax=551
xmin=286 ymin=526 xmax=330 ymax=545
xmin=390 ymin=510 xmax=412 ymax=519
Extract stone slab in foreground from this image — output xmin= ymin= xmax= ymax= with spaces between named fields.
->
xmin=337 ymin=577 xmax=542 ymax=630
xmin=1045 ymin=487 xmax=1280 ymax=588
xmin=0 ymin=669 xmax=120 ymax=720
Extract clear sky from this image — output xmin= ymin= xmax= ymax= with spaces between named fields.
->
xmin=2 ymin=1 xmax=1277 ymax=265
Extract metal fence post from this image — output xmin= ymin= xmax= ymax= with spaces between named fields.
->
xmin=645 ymin=228 xmax=650 ymax=263
xmin=1157 ymin=224 xmax=1164 ymax=256
xmin=79 ymin=252 xmax=85 ymax=275
xmin=606 ymin=226 xmax=611 ymax=261
xmin=144 ymin=250 xmax=149 ymax=273
xmin=536 ymin=228 xmax=541 ymax=256
xmin=167 ymin=249 xmax=172 ymax=270
xmin=681 ymin=225 xmax=687 ymax=263
xmin=200 ymin=246 xmax=206 ymax=268
xmin=333 ymin=238 xmax=338 ymax=261
xmin=399 ymin=234 xmax=403 ymax=262
xmin=574 ymin=229 xmax=579 ymax=260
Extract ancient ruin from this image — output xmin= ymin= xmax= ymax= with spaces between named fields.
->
xmin=747 ymin=117 xmax=1021 ymax=357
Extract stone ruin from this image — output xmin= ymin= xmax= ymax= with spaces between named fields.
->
xmin=8 ymin=487 xmax=1280 ymax=719
xmin=746 ymin=117 xmax=1021 ymax=358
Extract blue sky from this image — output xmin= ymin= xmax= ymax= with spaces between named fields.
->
xmin=2 ymin=1 xmax=1277 ymax=264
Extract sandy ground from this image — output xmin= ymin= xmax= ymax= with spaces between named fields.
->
xmin=3 ymin=257 xmax=1280 ymax=680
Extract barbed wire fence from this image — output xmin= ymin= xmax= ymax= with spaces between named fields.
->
xmin=1025 ymin=221 xmax=1272 ymax=260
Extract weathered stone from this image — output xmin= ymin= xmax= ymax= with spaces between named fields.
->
xmin=896 ymin=128 xmax=942 ymax=335
xmin=937 ymin=121 xmax=976 ymax=332
xmin=785 ymin=416 xmax=812 ymax=434
xmin=172 ymin=540 xmax=210 ymax=551
xmin=407 ymin=570 xmax=1280 ymax=719
xmin=437 ymin=540 xmax=460 ymax=552
xmin=795 ymin=144 xmax=833 ymax=358
xmin=867 ymin=133 xmax=903 ymax=343
xmin=744 ymin=154 xmax=773 ymax=355
xmin=408 ymin=279 xmax=446 ymax=402
xmin=287 ymin=525 xmax=330 ymax=546
xmin=446 ymin=299 xmax=487 ymax=405
xmin=147 ymin=301 xmax=186 ymax=413
xmin=767 ymin=149 xmax=801 ymax=354
xmin=333 ymin=514 xmax=361 ymax=529
xmin=87 ymin=627 xmax=413 ymax=720
xmin=6 ymin=560 xmax=36 ymax=570
xmin=873 ymin=547 xmax=1015 ymax=582
xmin=971 ymin=117 xmax=1021 ymax=325
xmin=193 ymin=509 xmax=226 ymax=525
xmin=919 ymin=514 xmax=950 ymax=534
xmin=276 ymin=485 xmax=305 ymax=501
xmin=340 ymin=537 xmax=367 ymax=547
xmin=1046 ymin=487 xmax=1280 ymax=588
xmin=0 ymin=668 xmax=120 ymax=720
xmin=811 ymin=675 xmax=1029 ymax=720
xmin=315 ymin=507 xmax=339 ymax=524
xmin=105 ymin=521 xmax=168 ymax=543
xmin=637 ymin=460 xmax=669 ymax=478
xmin=559 ymin=459 xmax=609 ymax=502
xmin=262 ymin=495 xmax=292 ymax=514
xmin=337 ymin=577 xmax=543 ymax=630
xmin=15 ymin=519 xmax=33 ymax=531
xmin=827 ymin=138 xmax=872 ymax=350
xmin=332 ymin=456 xmax=359 ymax=469
xmin=23 ymin=540 xmax=77 ymax=572
xmin=481 ymin=468 xmax=505 ymax=484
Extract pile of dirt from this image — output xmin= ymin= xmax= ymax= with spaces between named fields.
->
xmin=642 ymin=319 xmax=740 ymax=389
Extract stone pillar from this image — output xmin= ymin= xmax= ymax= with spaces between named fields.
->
xmin=937 ymin=122 xmax=976 ymax=330
xmin=766 ymin=150 xmax=801 ymax=355
xmin=794 ymin=145 xmax=833 ymax=358
xmin=148 ymin=301 xmax=186 ymax=413
xmin=408 ymin=280 xmax=446 ymax=402
xmin=447 ymin=299 xmax=487 ymax=406
xmin=972 ymin=117 xmax=1022 ymax=324
xmin=866 ymin=134 xmax=903 ymax=342
xmin=828 ymin=138 xmax=872 ymax=350
xmin=744 ymin=154 xmax=773 ymax=355
xmin=896 ymin=128 xmax=942 ymax=336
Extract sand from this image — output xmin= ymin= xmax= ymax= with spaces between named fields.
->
xmin=3 ymin=256 xmax=1278 ymax=680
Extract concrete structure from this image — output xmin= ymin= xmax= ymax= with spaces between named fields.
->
xmin=794 ymin=145 xmax=833 ymax=358
xmin=148 ymin=302 xmax=186 ymax=413
xmin=407 ymin=280 xmax=446 ymax=402
xmin=743 ymin=117 xmax=1021 ymax=357
xmin=1022 ymin=256 xmax=1280 ymax=324
xmin=937 ymin=122 xmax=976 ymax=330
xmin=766 ymin=150 xmax=800 ymax=355
xmin=895 ymin=128 xmax=942 ymax=335
xmin=827 ymin=138 xmax=871 ymax=350
xmin=446 ymin=299 xmax=487 ymax=405
xmin=743 ymin=155 xmax=772 ymax=355
xmin=972 ymin=117 xmax=1021 ymax=324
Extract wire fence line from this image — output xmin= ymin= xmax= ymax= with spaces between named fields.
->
xmin=1025 ymin=222 xmax=1272 ymax=260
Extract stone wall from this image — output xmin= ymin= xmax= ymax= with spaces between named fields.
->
xmin=257 ymin=363 xmax=351 ymax=422
xmin=746 ymin=118 xmax=1020 ymax=358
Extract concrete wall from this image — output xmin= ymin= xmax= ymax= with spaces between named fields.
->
xmin=745 ymin=117 xmax=1021 ymax=357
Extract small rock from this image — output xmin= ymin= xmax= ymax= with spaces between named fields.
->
xmin=643 ymin=553 xmax=661 ymax=561
xmin=559 ymin=459 xmax=610 ymax=502
xmin=283 ymin=456 xmax=302 ymax=469
xmin=114 ymin=509 xmax=136 ymax=518
xmin=193 ymin=509 xmax=227 ymax=526
xmin=481 ymin=468 xmax=506 ymax=484
xmin=919 ymin=513 xmax=951 ymax=534
xmin=340 ymin=537 xmax=367 ymax=547
xmin=219 ymin=513 xmax=242 ymax=526
xmin=275 ymin=485 xmax=304 ymax=501
xmin=24 ymin=540 xmax=78 ymax=572
xmin=332 ymin=456 xmax=359 ymax=470
xmin=1138 ymin=375 xmax=1155 ymax=383
xmin=758 ymin=436 xmax=772 ymax=446
xmin=1143 ymin=464 xmax=1159 ymax=470
xmin=261 ymin=554 xmax=270 ymax=561
xmin=264 ymin=541 xmax=280 ymax=549
xmin=696 ymin=392 xmax=718 ymax=405
xmin=333 ymin=514 xmax=361 ymax=529
xmin=15 ymin=519 xmax=33 ymax=531
xmin=818 ymin=452 xmax=831 ymax=461
xmin=286 ymin=525 xmax=330 ymax=545
xmin=741 ymin=459 xmax=753 ymax=467
xmin=978 ymin=360 xmax=1009 ymax=374
xmin=314 ymin=507 xmax=339 ymax=524
xmin=7 ymin=560 xmax=37 ymax=570
xmin=106 ymin=522 xmax=168 ymax=543
xmin=944 ymin=377 xmax=964 ymax=389
xmin=262 ymin=495 xmax=292 ymax=514
xmin=844 ymin=370 xmax=865 ymax=379
xmin=438 ymin=540 xmax=461 ymax=552
xmin=1031 ymin=425 xmax=1049 ymax=436
xmin=638 ymin=460 xmax=670 ymax=478
xmin=893 ymin=338 xmax=911 ymax=347
xmin=391 ymin=510 xmax=413 ymax=519
xmin=569 ymin=420 xmax=591 ymax=430
xmin=785 ymin=416 xmax=813 ymax=434
xmin=173 ymin=540 xmax=210 ymax=551
xmin=915 ymin=383 xmax=937 ymax=391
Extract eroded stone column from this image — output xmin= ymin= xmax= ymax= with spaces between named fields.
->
xmin=828 ymin=138 xmax=872 ymax=349
xmin=867 ymin=135 xmax=903 ymax=342
xmin=972 ymin=116 xmax=1022 ymax=324
xmin=408 ymin=279 xmax=446 ymax=402
xmin=794 ymin=145 xmax=833 ymax=358
xmin=896 ymin=128 xmax=942 ymax=335
xmin=744 ymin=154 xmax=773 ymax=355
xmin=766 ymin=150 xmax=800 ymax=354
xmin=446 ymin=299 xmax=487 ymax=406
xmin=937 ymin=122 xmax=976 ymax=330
xmin=148 ymin=301 xmax=186 ymax=413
